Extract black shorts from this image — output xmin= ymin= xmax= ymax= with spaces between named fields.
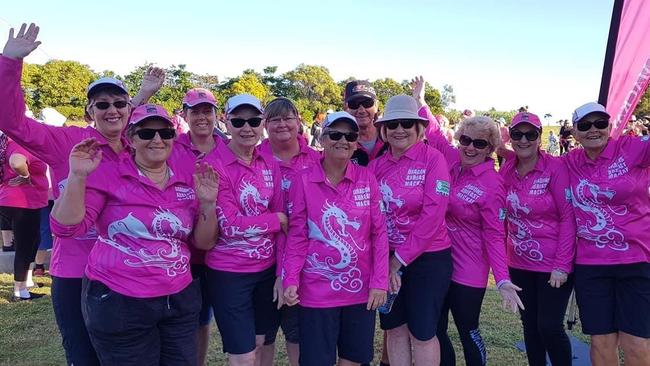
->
xmin=380 ymin=249 xmax=453 ymax=341
xmin=575 ymin=262 xmax=650 ymax=338
xmin=265 ymin=304 xmax=300 ymax=345
xmin=299 ymin=304 xmax=375 ymax=366
xmin=190 ymin=264 xmax=214 ymax=327
xmin=206 ymin=266 xmax=280 ymax=354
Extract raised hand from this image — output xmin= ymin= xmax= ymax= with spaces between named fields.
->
xmin=140 ymin=66 xmax=166 ymax=94
xmin=411 ymin=75 xmax=426 ymax=107
xmin=3 ymin=23 xmax=41 ymax=60
xmin=69 ymin=138 xmax=103 ymax=177
xmin=498 ymin=281 xmax=525 ymax=313
xmin=193 ymin=162 xmax=219 ymax=204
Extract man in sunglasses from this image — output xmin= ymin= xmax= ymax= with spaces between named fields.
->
xmin=565 ymin=102 xmax=650 ymax=366
xmin=343 ymin=80 xmax=386 ymax=167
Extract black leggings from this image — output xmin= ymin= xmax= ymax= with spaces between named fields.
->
xmin=437 ymin=281 xmax=487 ymax=366
xmin=0 ymin=206 xmax=41 ymax=282
xmin=509 ymin=268 xmax=574 ymax=366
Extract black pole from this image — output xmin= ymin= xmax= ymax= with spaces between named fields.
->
xmin=598 ymin=0 xmax=625 ymax=106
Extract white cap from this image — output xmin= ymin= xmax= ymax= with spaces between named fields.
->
xmin=322 ymin=111 xmax=359 ymax=131
xmin=572 ymin=102 xmax=610 ymax=124
xmin=86 ymin=77 xmax=129 ymax=98
xmin=225 ymin=94 xmax=263 ymax=114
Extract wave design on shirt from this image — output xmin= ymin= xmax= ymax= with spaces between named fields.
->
xmin=306 ymin=201 xmax=363 ymax=293
xmin=379 ymin=180 xmax=409 ymax=245
xmin=98 ymin=209 xmax=190 ymax=276
xmin=572 ymin=179 xmax=629 ymax=251
xmin=506 ymin=191 xmax=543 ymax=262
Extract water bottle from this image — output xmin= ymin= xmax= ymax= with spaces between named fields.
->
xmin=378 ymin=271 xmax=402 ymax=314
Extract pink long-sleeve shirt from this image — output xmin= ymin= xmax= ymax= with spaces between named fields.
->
xmin=369 ymin=141 xmax=451 ymax=265
xmin=282 ymin=161 xmax=389 ymax=307
xmin=0 ymin=141 xmax=48 ymax=209
xmin=564 ymin=136 xmax=650 ymax=265
xmin=174 ymin=132 xmax=225 ymax=265
xmin=50 ymin=155 xmax=199 ymax=298
xmin=0 ymin=55 xmax=131 ymax=278
xmin=204 ymin=141 xmax=285 ymax=273
xmin=500 ymin=152 xmax=576 ymax=273
xmin=420 ymin=105 xmax=509 ymax=288
xmin=258 ymin=136 xmax=322 ymax=274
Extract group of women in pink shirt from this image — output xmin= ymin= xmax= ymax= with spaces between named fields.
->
xmin=2 ymin=22 xmax=650 ymax=366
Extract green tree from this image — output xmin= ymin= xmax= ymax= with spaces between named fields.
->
xmin=21 ymin=60 xmax=97 ymax=119
xmin=634 ymin=87 xmax=650 ymax=118
xmin=283 ymin=64 xmax=342 ymax=123
xmin=441 ymin=84 xmax=456 ymax=109
xmin=372 ymin=78 xmax=408 ymax=108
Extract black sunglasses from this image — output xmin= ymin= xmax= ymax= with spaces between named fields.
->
xmin=510 ymin=129 xmax=540 ymax=141
xmin=324 ymin=131 xmax=359 ymax=142
xmin=93 ymin=101 xmax=129 ymax=110
xmin=576 ymin=119 xmax=609 ymax=132
xmin=458 ymin=135 xmax=489 ymax=149
xmin=347 ymin=98 xmax=375 ymax=109
xmin=386 ymin=120 xmax=417 ymax=130
xmin=135 ymin=128 xmax=176 ymax=140
xmin=230 ymin=117 xmax=263 ymax=128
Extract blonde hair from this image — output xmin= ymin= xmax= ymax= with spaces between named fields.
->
xmin=454 ymin=116 xmax=501 ymax=153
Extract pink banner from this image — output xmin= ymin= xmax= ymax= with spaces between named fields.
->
xmin=608 ymin=0 xmax=650 ymax=138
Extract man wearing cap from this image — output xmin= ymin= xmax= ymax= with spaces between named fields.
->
xmin=0 ymin=23 xmax=166 ymax=366
xmin=343 ymin=80 xmax=386 ymax=166
xmin=565 ymin=102 xmax=650 ymax=366
xmin=282 ymin=110 xmax=388 ymax=366
xmin=204 ymin=94 xmax=288 ymax=366
xmin=50 ymin=103 xmax=219 ymax=365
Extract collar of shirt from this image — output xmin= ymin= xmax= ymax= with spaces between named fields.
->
xmin=451 ymin=158 xmax=495 ymax=177
xmin=581 ymin=138 xmax=615 ymax=165
xmin=89 ymin=128 xmax=130 ymax=153
xmin=385 ymin=141 xmax=425 ymax=163
xmin=308 ymin=158 xmax=357 ymax=185
xmin=217 ymin=140 xmax=267 ymax=168
xmin=115 ymin=155 xmax=185 ymax=190
xmin=357 ymin=138 xmax=385 ymax=160
xmin=175 ymin=132 xmax=221 ymax=155
xmin=259 ymin=135 xmax=315 ymax=162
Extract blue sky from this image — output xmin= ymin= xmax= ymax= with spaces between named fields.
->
xmin=4 ymin=0 xmax=614 ymax=121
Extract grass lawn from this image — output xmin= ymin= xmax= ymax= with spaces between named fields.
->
xmin=0 ymin=273 xmax=590 ymax=366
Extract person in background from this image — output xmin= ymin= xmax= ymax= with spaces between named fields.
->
xmin=33 ymin=166 xmax=54 ymax=277
xmin=343 ymin=80 xmax=386 ymax=167
xmin=283 ymin=111 xmax=388 ymax=366
xmin=0 ymin=23 xmax=164 ymax=365
xmin=258 ymin=97 xmax=322 ymax=366
xmin=414 ymin=76 xmax=524 ymax=366
xmin=501 ymin=112 xmax=576 ymax=366
xmin=547 ymin=130 xmax=559 ymax=156
xmin=204 ymin=94 xmax=287 ymax=366
xmin=370 ymin=95 xmax=452 ymax=366
xmin=559 ymin=120 xmax=572 ymax=155
xmin=0 ymin=134 xmax=48 ymax=300
xmin=310 ymin=117 xmax=322 ymax=149
xmin=51 ymin=104 xmax=219 ymax=365
xmin=566 ymin=102 xmax=650 ymax=366
xmin=173 ymin=108 xmax=189 ymax=135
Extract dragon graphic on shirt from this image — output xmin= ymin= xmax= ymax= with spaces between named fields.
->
xmin=379 ymin=180 xmax=409 ymax=244
xmin=305 ymin=201 xmax=363 ymax=293
xmin=506 ymin=191 xmax=543 ymax=261
xmin=216 ymin=180 xmax=274 ymax=259
xmin=98 ymin=209 xmax=190 ymax=276
xmin=571 ymin=179 xmax=628 ymax=251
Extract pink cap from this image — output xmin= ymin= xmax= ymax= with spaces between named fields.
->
xmin=129 ymin=104 xmax=174 ymax=126
xmin=510 ymin=112 xmax=542 ymax=129
xmin=182 ymin=88 xmax=218 ymax=108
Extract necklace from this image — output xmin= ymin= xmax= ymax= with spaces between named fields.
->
xmin=136 ymin=162 xmax=169 ymax=186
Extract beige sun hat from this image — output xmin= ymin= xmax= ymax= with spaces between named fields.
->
xmin=374 ymin=95 xmax=429 ymax=126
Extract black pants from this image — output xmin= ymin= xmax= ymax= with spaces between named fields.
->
xmin=510 ymin=268 xmax=574 ymax=366
xmin=0 ymin=206 xmax=40 ymax=281
xmin=52 ymin=276 xmax=100 ymax=366
xmin=82 ymin=277 xmax=201 ymax=366
xmin=437 ymin=281 xmax=487 ymax=366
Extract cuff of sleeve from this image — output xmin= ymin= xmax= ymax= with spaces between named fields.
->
xmin=394 ymin=251 xmax=409 ymax=267
xmin=370 ymin=279 xmax=389 ymax=291
xmin=49 ymin=216 xmax=80 ymax=238
xmin=282 ymin=278 xmax=298 ymax=289
xmin=496 ymin=279 xmax=510 ymax=289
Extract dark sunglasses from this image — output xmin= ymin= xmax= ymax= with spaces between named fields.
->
xmin=324 ymin=131 xmax=359 ymax=142
xmin=576 ymin=119 xmax=609 ymax=132
xmin=510 ymin=129 xmax=540 ymax=141
xmin=230 ymin=117 xmax=263 ymax=128
xmin=93 ymin=101 xmax=129 ymax=110
xmin=386 ymin=120 xmax=417 ymax=130
xmin=347 ymin=98 xmax=375 ymax=109
xmin=458 ymin=135 xmax=489 ymax=149
xmin=135 ymin=128 xmax=176 ymax=140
